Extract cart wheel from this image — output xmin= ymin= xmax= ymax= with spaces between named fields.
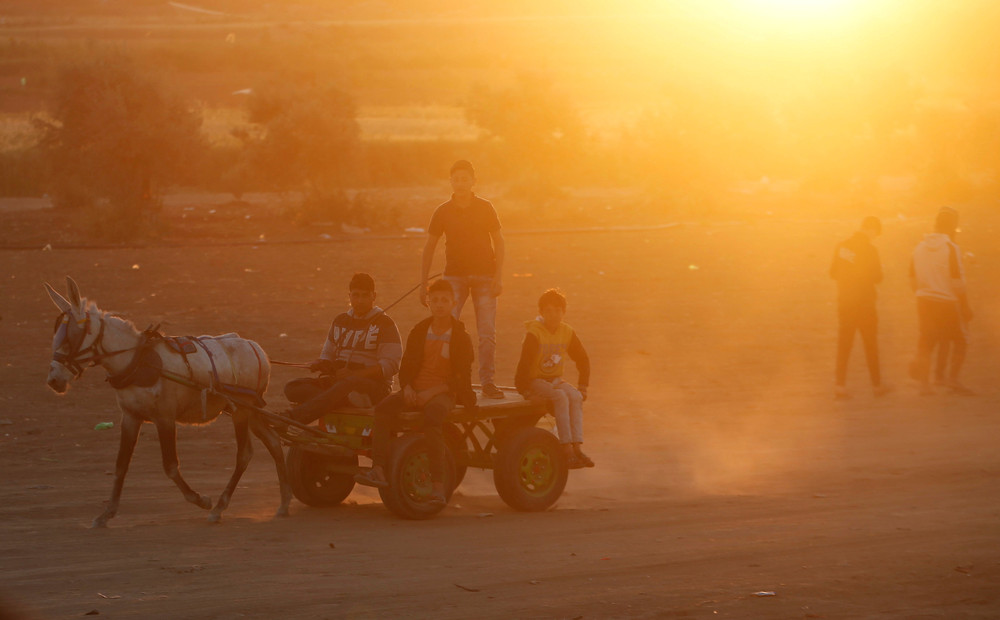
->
xmin=286 ymin=446 xmax=357 ymax=507
xmin=493 ymin=426 xmax=567 ymax=512
xmin=379 ymin=434 xmax=455 ymax=520
xmin=443 ymin=423 xmax=469 ymax=487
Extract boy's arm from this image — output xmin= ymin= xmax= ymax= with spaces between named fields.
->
xmin=871 ymin=246 xmax=883 ymax=285
xmin=420 ymin=234 xmax=442 ymax=307
xmin=567 ymin=333 xmax=590 ymax=395
xmin=514 ymin=332 xmax=539 ymax=395
xmin=949 ymin=243 xmax=973 ymax=320
xmin=397 ymin=325 xmax=422 ymax=389
xmin=829 ymin=244 xmax=841 ymax=280
xmin=375 ymin=318 xmax=403 ymax=381
xmin=489 ymin=229 xmax=505 ymax=297
xmin=313 ymin=320 xmax=342 ymax=373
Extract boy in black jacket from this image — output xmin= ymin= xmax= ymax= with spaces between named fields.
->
xmin=830 ymin=216 xmax=889 ymax=399
xmin=355 ymin=280 xmax=477 ymax=506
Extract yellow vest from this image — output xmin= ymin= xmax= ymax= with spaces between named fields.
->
xmin=525 ymin=320 xmax=575 ymax=381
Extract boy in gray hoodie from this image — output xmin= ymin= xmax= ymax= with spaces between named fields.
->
xmin=908 ymin=207 xmax=974 ymax=394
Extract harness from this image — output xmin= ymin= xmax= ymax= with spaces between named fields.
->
xmin=106 ymin=328 xmax=165 ymax=390
xmin=52 ymin=313 xmax=268 ymax=414
xmin=51 ymin=311 xmax=142 ymax=378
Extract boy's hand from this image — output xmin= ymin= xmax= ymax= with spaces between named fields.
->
xmin=403 ymin=385 xmax=419 ymax=407
xmin=490 ymin=278 xmax=503 ymax=297
xmin=579 ymin=386 xmax=588 ymax=402
xmin=418 ymin=285 xmax=429 ymax=307
xmin=309 ymin=359 xmax=332 ymax=373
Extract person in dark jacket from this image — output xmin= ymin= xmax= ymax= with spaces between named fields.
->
xmin=830 ymin=216 xmax=889 ymax=399
xmin=355 ymin=279 xmax=477 ymax=507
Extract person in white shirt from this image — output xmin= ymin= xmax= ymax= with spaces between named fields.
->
xmin=908 ymin=207 xmax=974 ymax=394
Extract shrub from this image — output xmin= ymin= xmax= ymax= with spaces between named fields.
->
xmin=241 ymin=79 xmax=360 ymax=221
xmin=465 ymin=73 xmax=585 ymax=188
xmin=37 ymin=51 xmax=202 ymax=240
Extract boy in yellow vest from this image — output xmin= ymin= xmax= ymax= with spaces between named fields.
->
xmin=514 ymin=289 xmax=593 ymax=468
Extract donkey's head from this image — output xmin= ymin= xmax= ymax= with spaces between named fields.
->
xmin=44 ymin=276 xmax=93 ymax=394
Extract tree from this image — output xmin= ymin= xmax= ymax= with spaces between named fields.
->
xmin=39 ymin=51 xmax=202 ymax=238
xmin=242 ymin=79 xmax=360 ymax=221
xmin=465 ymin=73 xmax=584 ymax=192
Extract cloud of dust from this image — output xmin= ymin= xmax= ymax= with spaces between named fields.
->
xmin=567 ymin=224 xmax=847 ymax=500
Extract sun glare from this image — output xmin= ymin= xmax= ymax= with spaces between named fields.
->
xmin=739 ymin=0 xmax=860 ymax=18
xmin=725 ymin=0 xmax=866 ymax=31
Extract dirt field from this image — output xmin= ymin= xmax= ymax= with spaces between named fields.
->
xmin=1 ymin=201 xmax=998 ymax=619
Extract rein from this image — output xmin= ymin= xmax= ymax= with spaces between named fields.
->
xmin=271 ymin=274 xmax=441 ymax=368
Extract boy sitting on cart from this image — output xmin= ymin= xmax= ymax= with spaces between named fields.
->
xmin=282 ymin=273 xmax=402 ymax=425
xmin=514 ymin=288 xmax=593 ymax=469
xmin=355 ymin=279 xmax=478 ymax=507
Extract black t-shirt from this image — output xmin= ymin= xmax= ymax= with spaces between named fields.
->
xmin=428 ymin=194 xmax=501 ymax=277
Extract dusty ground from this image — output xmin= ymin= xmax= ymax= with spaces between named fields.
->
xmin=1 ymin=200 xmax=999 ymax=619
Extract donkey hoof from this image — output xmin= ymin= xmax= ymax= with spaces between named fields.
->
xmin=207 ymin=512 xmax=222 ymax=524
xmin=90 ymin=518 xmax=108 ymax=529
xmin=275 ymin=507 xmax=290 ymax=518
xmin=196 ymin=495 xmax=212 ymax=510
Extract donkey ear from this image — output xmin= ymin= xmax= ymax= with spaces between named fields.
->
xmin=65 ymin=276 xmax=83 ymax=310
xmin=45 ymin=282 xmax=73 ymax=314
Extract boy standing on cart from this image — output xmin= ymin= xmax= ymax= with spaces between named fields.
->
xmin=515 ymin=289 xmax=593 ymax=468
xmin=355 ymin=279 xmax=478 ymax=507
xmin=283 ymin=273 xmax=402 ymax=425
xmin=420 ymin=159 xmax=506 ymax=399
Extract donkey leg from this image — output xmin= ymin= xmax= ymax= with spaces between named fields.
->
xmin=153 ymin=417 xmax=212 ymax=510
xmin=249 ymin=413 xmax=292 ymax=518
xmin=208 ymin=412 xmax=253 ymax=523
xmin=92 ymin=412 xmax=143 ymax=528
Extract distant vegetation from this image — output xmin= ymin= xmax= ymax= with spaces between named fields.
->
xmin=2 ymin=1 xmax=999 ymax=237
xmin=36 ymin=52 xmax=203 ymax=239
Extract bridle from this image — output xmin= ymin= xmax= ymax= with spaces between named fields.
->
xmin=51 ymin=310 xmax=141 ymax=378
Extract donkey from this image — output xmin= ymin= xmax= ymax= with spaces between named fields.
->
xmin=44 ymin=276 xmax=292 ymax=527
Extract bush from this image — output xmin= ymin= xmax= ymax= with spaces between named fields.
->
xmin=465 ymin=73 xmax=585 ymax=186
xmin=241 ymin=79 xmax=360 ymax=217
xmin=286 ymin=190 xmax=401 ymax=231
xmin=0 ymin=148 xmax=46 ymax=197
xmin=38 ymin=51 xmax=202 ymax=240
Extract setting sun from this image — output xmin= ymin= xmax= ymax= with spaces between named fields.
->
xmin=719 ymin=0 xmax=867 ymax=32
xmin=735 ymin=0 xmax=862 ymax=18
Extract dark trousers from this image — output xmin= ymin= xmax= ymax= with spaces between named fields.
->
xmin=913 ymin=297 xmax=967 ymax=383
xmin=372 ymin=391 xmax=454 ymax=483
xmin=935 ymin=340 xmax=965 ymax=382
xmin=836 ymin=303 xmax=880 ymax=387
xmin=284 ymin=375 xmax=388 ymax=425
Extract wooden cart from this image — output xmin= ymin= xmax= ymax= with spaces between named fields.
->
xmin=263 ymin=387 xmax=568 ymax=519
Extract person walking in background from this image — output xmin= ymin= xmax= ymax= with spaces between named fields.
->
xmin=420 ymin=159 xmax=506 ymax=399
xmin=830 ymin=215 xmax=890 ymax=399
xmin=931 ymin=221 xmax=965 ymax=389
xmin=908 ymin=206 xmax=974 ymax=394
